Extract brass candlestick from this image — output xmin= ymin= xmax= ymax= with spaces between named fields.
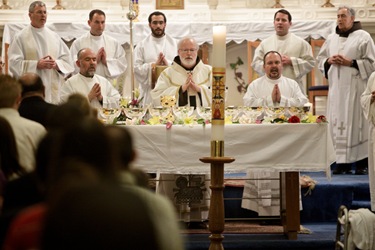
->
xmin=0 ymin=0 xmax=11 ymax=9
xmin=272 ymin=0 xmax=284 ymax=8
xmin=321 ymin=0 xmax=334 ymax=7
xmin=52 ymin=0 xmax=65 ymax=10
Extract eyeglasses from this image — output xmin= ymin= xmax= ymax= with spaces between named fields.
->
xmin=179 ymin=49 xmax=197 ymax=53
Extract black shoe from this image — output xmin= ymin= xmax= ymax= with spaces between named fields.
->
xmin=355 ymin=167 xmax=368 ymax=175
xmin=187 ymin=221 xmax=208 ymax=229
xmin=333 ymin=164 xmax=352 ymax=174
xmin=179 ymin=221 xmax=189 ymax=229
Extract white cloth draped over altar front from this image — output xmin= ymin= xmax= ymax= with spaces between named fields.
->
xmin=125 ymin=123 xmax=334 ymax=178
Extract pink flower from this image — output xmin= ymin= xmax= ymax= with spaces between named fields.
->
xmin=316 ymin=115 xmax=327 ymax=123
xmin=166 ymin=121 xmax=173 ymax=129
xmin=288 ymin=115 xmax=300 ymax=123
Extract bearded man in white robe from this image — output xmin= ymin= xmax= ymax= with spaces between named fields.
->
xmin=134 ymin=11 xmax=178 ymax=107
xmin=252 ymin=9 xmax=315 ymax=94
xmin=360 ymin=73 xmax=375 ymax=211
xmin=317 ymin=6 xmax=375 ymax=175
xmin=60 ymin=48 xmax=121 ymax=110
xmin=70 ymin=9 xmax=127 ymax=92
xmin=8 ymin=1 xmax=74 ymax=104
xmin=151 ymin=37 xmax=212 ymax=229
xmin=242 ymin=51 xmax=308 ymax=216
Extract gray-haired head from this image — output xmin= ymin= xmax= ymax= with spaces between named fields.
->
xmin=29 ymin=1 xmax=46 ymax=13
xmin=177 ymin=36 xmax=199 ymax=51
xmin=338 ymin=6 xmax=355 ymax=17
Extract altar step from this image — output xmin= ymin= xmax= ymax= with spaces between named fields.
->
xmin=223 ymin=171 xmax=371 ymax=223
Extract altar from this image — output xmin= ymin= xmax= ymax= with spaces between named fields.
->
xmin=125 ymin=123 xmax=334 ymax=239
xmin=126 ymin=123 xmax=334 ymax=175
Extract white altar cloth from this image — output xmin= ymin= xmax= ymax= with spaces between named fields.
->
xmin=126 ymin=123 xmax=334 ymax=176
xmin=1 ymin=20 xmax=336 ymax=60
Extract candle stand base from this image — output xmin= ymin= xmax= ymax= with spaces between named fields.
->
xmin=200 ymin=156 xmax=235 ymax=250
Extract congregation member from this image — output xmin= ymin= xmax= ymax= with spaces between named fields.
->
xmin=0 ymin=97 xmax=100 ymax=246
xmin=60 ymin=48 xmax=121 ymax=110
xmin=317 ymin=5 xmax=375 ymax=175
xmin=151 ymin=36 xmax=211 ymax=228
xmin=18 ymin=73 xmax=58 ymax=128
xmin=0 ymin=75 xmax=46 ymax=172
xmin=3 ymin=118 xmax=184 ymax=250
xmin=251 ymin=9 xmax=315 ymax=94
xmin=151 ymin=37 xmax=211 ymax=108
xmin=0 ymin=117 xmax=28 ymax=246
xmin=70 ymin=9 xmax=127 ymax=90
xmin=134 ymin=11 xmax=178 ymax=107
xmin=0 ymin=116 xmax=25 ymax=185
xmin=360 ymin=73 xmax=375 ymax=212
xmin=242 ymin=51 xmax=308 ymax=217
xmin=8 ymin=1 xmax=74 ymax=104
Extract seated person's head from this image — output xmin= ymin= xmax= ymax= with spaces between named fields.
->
xmin=46 ymin=94 xmax=97 ymax=130
xmin=76 ymin=48 xmax=97 ymax=77
xmin=42 ymin=181 xmax=160 ymax=250
xmin=0 ymin=75 xmax=21 ymax=109
xmin=67 ymin=93 xmax=97 ymax=117
xmin=18 ymin=72 xmax=45 ymax=99
xmin=263 ymin=50 xmax=283 ymax=80
xmin=42 ymin=117 xmax=120 ymax=197
xmin=177 ymin=37 xmax=199 ymax=69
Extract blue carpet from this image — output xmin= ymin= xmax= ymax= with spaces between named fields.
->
xmin=185 ymin=223 xmax=336 ymax=250
xmin=223 ymin=171 xmax=370 ymax=223
xmin=184 ymin=171 xmax=370 ymax=250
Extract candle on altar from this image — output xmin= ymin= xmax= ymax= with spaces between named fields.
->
xmin=211 ymin=26 xmax=226 ymax=142
xmin=212 ymin=26 xmax=226 ymax=68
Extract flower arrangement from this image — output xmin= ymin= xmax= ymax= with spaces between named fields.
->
xmin=120 ymin=88 xmax=143 ymax=109
xmin=116 ymin=88 xmax=145 ymax=124
xmin=112 ymin=104 xmax=328 ymax=127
